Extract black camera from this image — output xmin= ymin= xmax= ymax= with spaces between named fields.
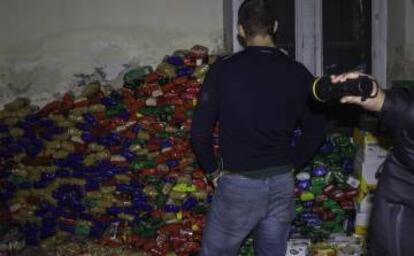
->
xmin=312 ymin=75 xmax=374 ymax=102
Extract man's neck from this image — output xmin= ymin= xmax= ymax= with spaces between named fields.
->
xmin=246 ymin=35 xmax=276 ymax=47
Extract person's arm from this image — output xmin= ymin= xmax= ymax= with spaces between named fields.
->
xmin=331 ymin=72 xmax=412 ymax=134
xmin=191 ymin=62 xmax=221 ymax=177
xmin=293 ymin=70 xmax=327 ymax=169
xmin=333 ymin=72 xmax=414 ymax=169
xmin=374 ymin=87 xmax=414 ymax=170
xmin=379 ymin=87 xmax=414 ymax=135
xmin=293 ymin=99 xmax=327 ymax=169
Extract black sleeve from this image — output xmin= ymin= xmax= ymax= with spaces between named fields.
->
xmin=379 ymin=88 xmax=414 ymax=170
xmin=380 ymin=87 xmax=414 ymax=136
xmin=190 ymin=63 xmax=221 ymax=173
xmin=293 ymin=69 xmax=327 ymax=169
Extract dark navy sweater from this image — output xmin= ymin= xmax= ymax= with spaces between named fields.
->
xmin=191 ymin=46 xmax=326 ymax=173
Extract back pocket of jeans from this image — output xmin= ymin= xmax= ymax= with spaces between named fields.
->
xmin=211 ymin=178 xmax=264 ymax=231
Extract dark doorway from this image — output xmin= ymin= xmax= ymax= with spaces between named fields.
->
xmin=323 ymin=0 xmax=372 ymax=75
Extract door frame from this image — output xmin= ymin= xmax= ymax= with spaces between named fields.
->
xmin=295 ymin=0 xmax=323 ymax=76
xmin=223 ymin=0 xmax=243 ymax=53
xmin=371 ymin=0 xmax=388 ymax=88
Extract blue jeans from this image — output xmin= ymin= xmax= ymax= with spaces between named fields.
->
xmin=201 ymin=171 xmax=295 ymax=256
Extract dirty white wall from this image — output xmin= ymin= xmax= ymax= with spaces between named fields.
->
xmin=0 ymin=0 xmax=223 ymax=107
xmin=388 ymin=0 xmax=414 ymax=82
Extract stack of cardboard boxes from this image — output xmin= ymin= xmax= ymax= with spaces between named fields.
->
xmin=353 ymin=128 xmax=392 ymax=236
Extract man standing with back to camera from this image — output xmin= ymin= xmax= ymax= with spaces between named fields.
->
xmin=191 ymin=0 xmax=326 ymax=255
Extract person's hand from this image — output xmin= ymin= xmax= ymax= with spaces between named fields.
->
xmin=331 ymin=72 xmax=386 ymax=112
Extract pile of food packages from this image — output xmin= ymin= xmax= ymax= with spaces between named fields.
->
xmin=0 ymin=45 xmax=362 ymax=256
xmin=291 ymin=131 xmax=360 ymax=240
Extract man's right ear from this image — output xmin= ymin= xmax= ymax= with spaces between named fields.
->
xmin=273 ymin=20 xmax=279 ymax=34
xmin=238 ymin=24 xmax=246 ymax=39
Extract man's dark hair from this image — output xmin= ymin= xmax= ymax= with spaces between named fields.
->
xmin=238 ymin=0 xmax=276 ymax=38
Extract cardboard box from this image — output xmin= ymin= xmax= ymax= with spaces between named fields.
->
xmin=354 ymin=212 xmax=370 ymax=236
xmin=353 ymin=128 xmax=389 ymax=146
xmin=355 ymin=144 xmax=389 ymax=163
xmin=285 ymin=239 xmax=311 ymax=256
xmin=353 ymin=128 xmax=391 ymax=162
xmin=354 ymin=157 xmax=383 ymax=187
xmin=356 ymin=193 xmax=374 ymax=214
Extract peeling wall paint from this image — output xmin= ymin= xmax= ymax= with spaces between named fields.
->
xmin=0 ymin=0 xmax=223 ymax=107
